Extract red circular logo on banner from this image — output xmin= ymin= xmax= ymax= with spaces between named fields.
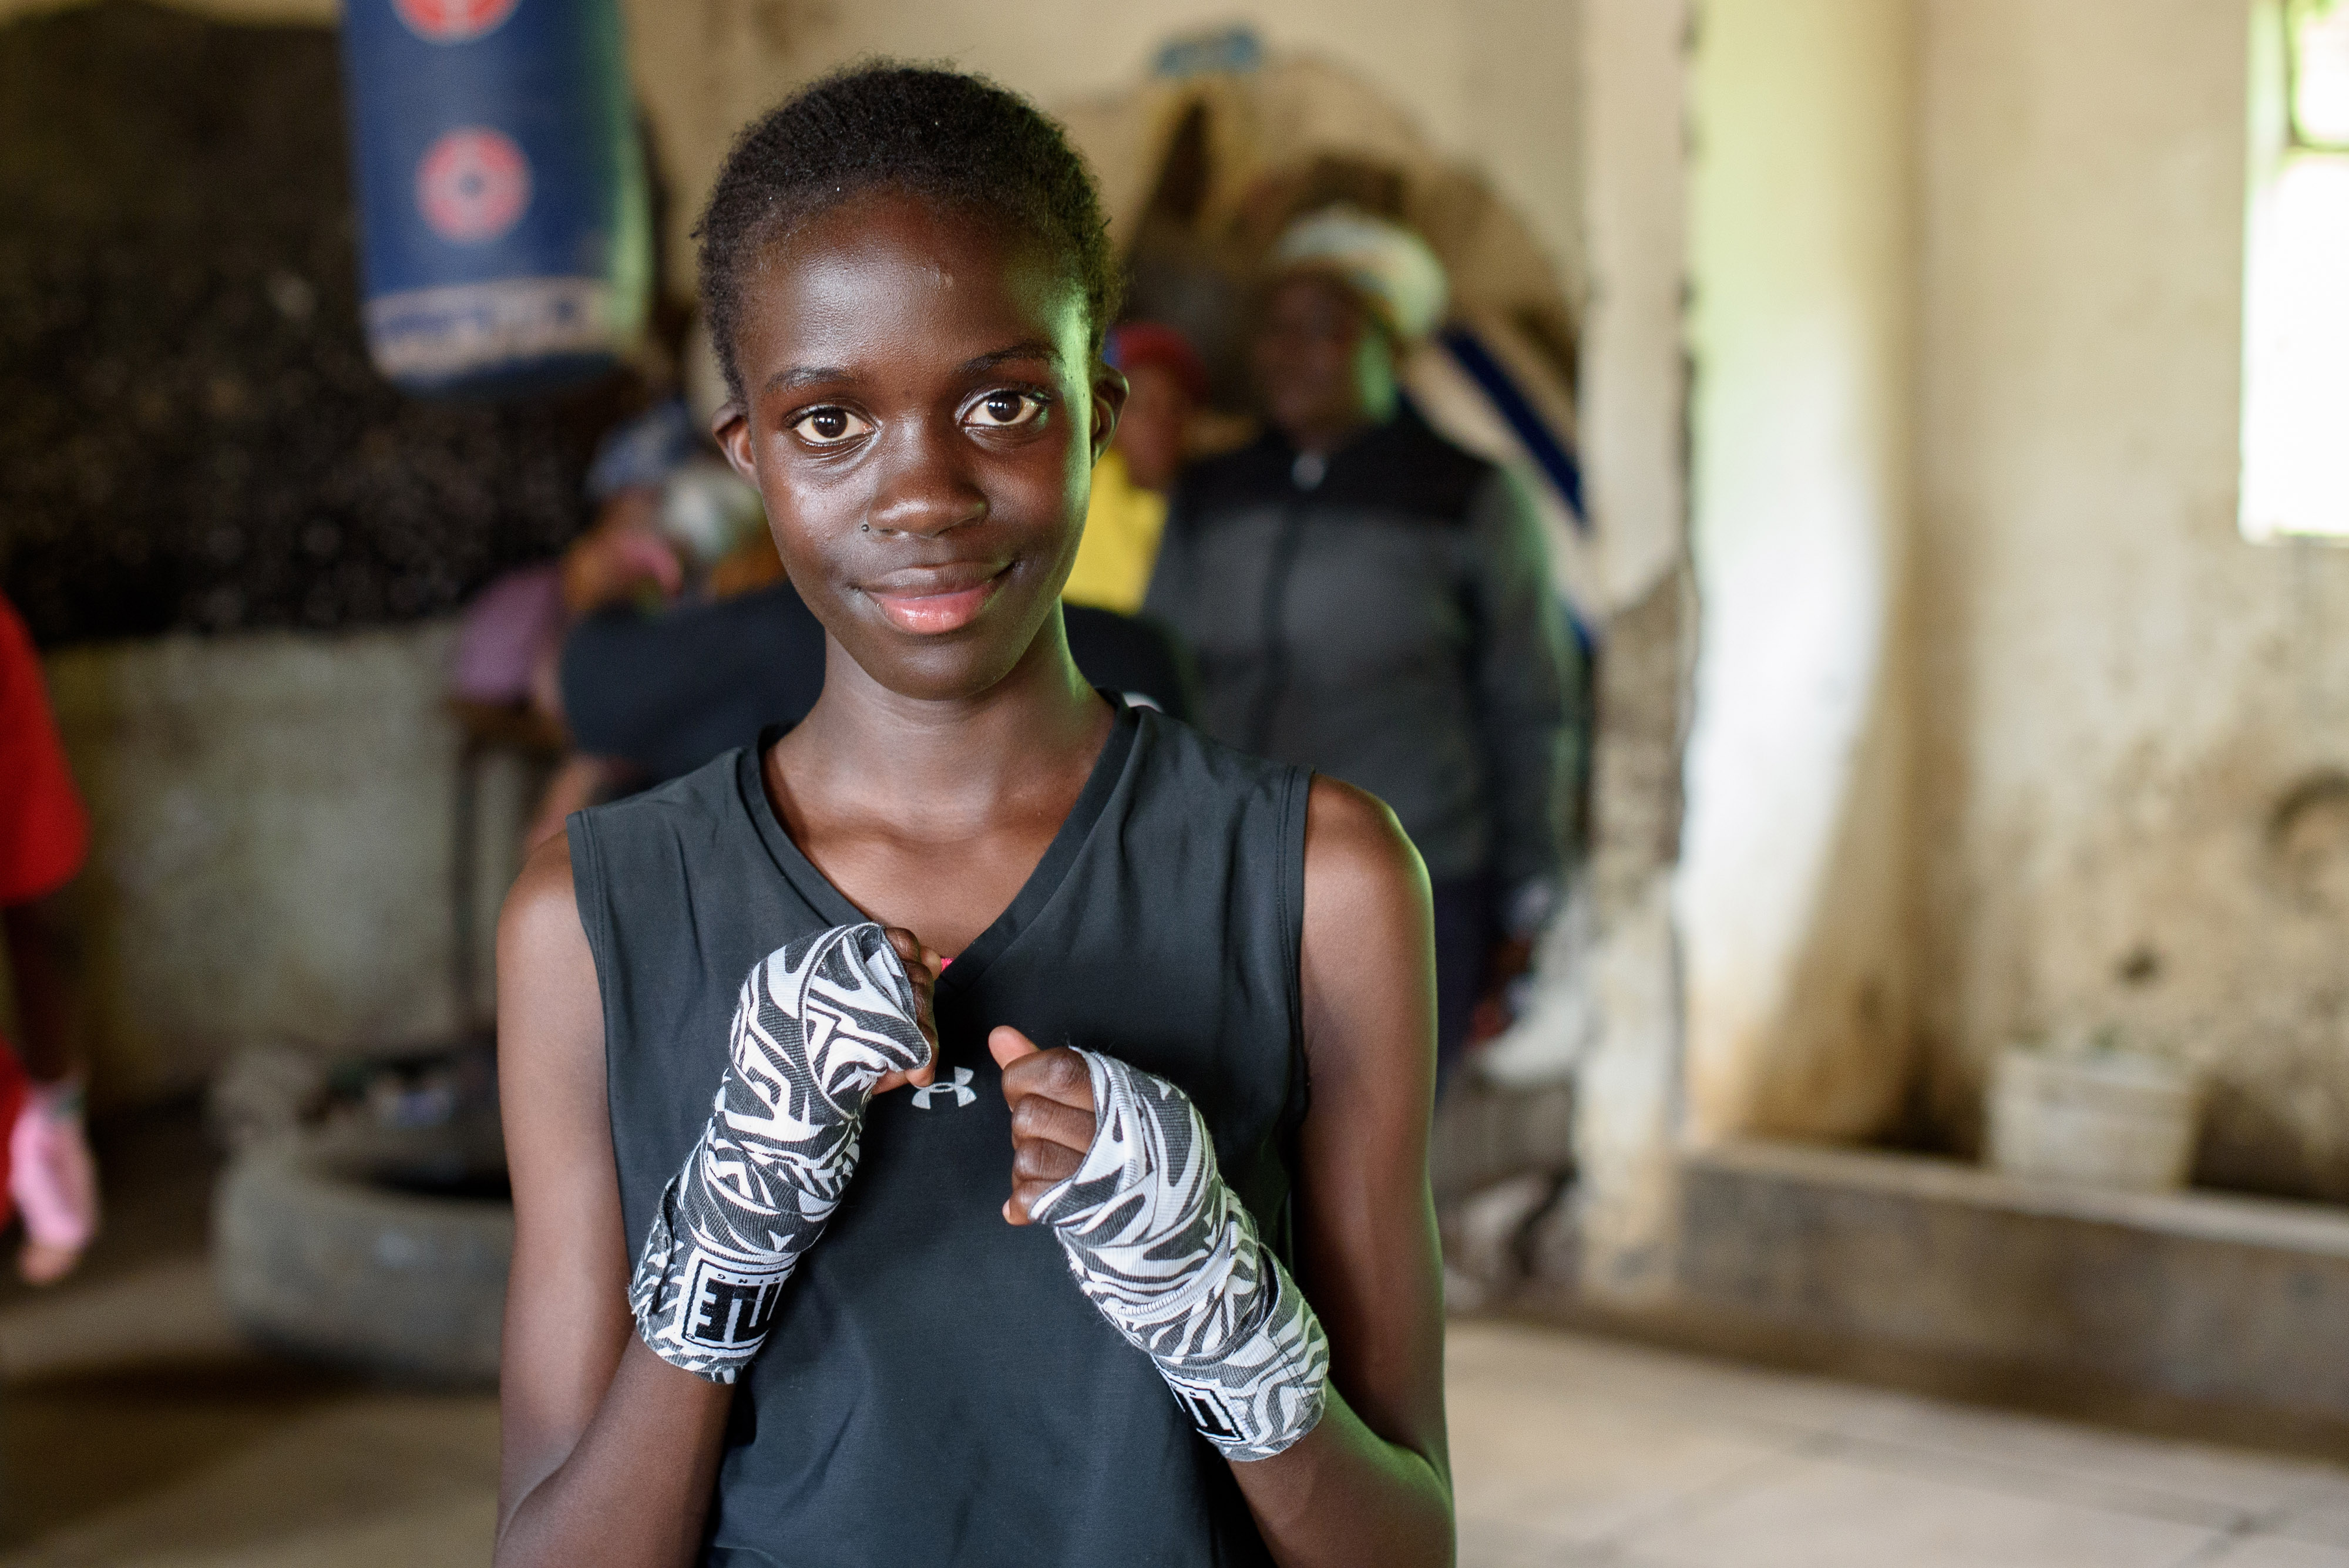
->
xmin=394 ymin=0 xmax=519 ymax=42
xmin=416 ymin=129 xmax=531 ymax=244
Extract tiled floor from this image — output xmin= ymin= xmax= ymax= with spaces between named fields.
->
xmin=4 ymin=1114 xmax=2345 ymax=1565
xmin=1449 ymin=1324 xmax=2349 ymax=1568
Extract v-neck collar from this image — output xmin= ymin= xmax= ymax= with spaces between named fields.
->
xmin=736 ymin=697 xmax=1140 ymax=1000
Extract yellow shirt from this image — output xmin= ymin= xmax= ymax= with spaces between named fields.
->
xmin=1063 ymin=449 xmax=1167 ymax=614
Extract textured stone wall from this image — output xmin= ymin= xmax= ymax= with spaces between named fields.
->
xmin=1916 ymin=0 xmax=2349 ymax=1202
xmin=0 ymin=1 xmax=628 ymax=651
xmin=1551 ymin=0 xmax=1694 ymax=1303
xmin=43 ymin=624 xmax=495 ymax=1106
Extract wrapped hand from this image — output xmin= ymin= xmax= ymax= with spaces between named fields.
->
xmin=992 ymin=1030 xmax=1330 ymax=1461
xmin=632 ymin=923 xmax=933 ymax=1382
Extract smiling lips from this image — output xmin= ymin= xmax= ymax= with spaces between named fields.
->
xmin=863 ymin=566 xmax=1009 ymax=634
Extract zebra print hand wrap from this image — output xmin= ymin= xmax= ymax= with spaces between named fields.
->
xmin=1029 ymin=1051 xmax=1331 ymax=1462
xmin=631 ymin=923 xmax=931 ymax=1383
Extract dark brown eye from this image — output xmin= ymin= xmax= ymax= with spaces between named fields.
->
xmin=791 ymin=406 xmax=871 ymax=446
xmin=966 ymin=390 xmax=1044 ymax=429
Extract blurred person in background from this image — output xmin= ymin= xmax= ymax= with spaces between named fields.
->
xmin=556 ymin=315 xmax=782 ymax=620
xmin=0 ymin=591 xmax=100 ymax=1283
xmin=1059 ymin=321 xmax=1208 ymax=614
xmin=1145 ymin=209 xmax=1574 ymax=1093
xmin=501 ymin=318 xmax=781 ymax=848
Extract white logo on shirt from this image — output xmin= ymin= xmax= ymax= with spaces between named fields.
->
xmin=912 ymin=1065 xmax=977 ymax=1110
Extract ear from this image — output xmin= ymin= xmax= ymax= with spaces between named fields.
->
xmin=713 ymin=400 xmax=757 ymax=484
xmin=1089 ymin=360 xmax=1130 ymax=465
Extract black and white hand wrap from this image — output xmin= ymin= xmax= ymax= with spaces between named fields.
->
xmin=1030 ymin=1051 xmax=1331 ymax=1462
xmin=630 ymin=923 xmax=930 ymax=1382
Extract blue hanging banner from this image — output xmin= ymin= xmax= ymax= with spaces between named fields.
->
xmin=339 ymin=0 xmax=649 ymax=398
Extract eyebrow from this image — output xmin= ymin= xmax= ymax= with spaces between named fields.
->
xmin=760 ymin=339 xmax=1064 ymax=398
xmin=765 ymin=364 xmax=851 ymax=395
xmin=959 ymin=340 xmax=1063 ymax=375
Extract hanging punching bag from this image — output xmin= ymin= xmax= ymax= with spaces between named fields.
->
xmin=338 ymin=0 xmax=650 ymax=398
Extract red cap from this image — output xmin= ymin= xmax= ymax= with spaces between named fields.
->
xmin=1106 ymin=322 xmax=1209 ymax=405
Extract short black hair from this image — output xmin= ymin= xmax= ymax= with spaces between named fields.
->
xmin=695 ymin=63 xmax=1123 ymax=403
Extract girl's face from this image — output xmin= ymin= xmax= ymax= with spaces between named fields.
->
xmin=714 ymin=189 xmax=1124 ymax=702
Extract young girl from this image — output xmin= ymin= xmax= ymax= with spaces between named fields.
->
xmin=495 ymin=66 xmax=1450 ymax=1567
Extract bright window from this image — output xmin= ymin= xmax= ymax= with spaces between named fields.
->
xmin=2243 ymin=0 xmax=2349 ymax=541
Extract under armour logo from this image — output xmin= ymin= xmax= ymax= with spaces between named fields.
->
xmin=912 ymin=1066 xmax=976 ymax=1110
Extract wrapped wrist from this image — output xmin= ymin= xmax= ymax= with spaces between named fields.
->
xmin=1030 ymin=1050 xmax=1330 ymax=1461
xmin=631 ymin=923 xmax=929 ymax=1382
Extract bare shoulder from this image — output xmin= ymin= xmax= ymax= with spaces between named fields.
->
xmin=502 ymin=832 xmax=586 ymax=967
xmin=1302 ymin=775 xmax=1430 ymax=937
xmin=498 ymin=833 xmax=604 ymax=1123
xmin=1299 ymin=777 xmax=1435 ymax=1096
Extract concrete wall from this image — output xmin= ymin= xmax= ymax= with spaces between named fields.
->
xmin=1914 ymin=0 xmax=2349 ymax=1200
xmin=1660 ymin=0 xmax=2349 ymax=1204
xmin=1575 ymin=0 xmax=1686 ymax=615
xmin=40 ymin=625 xmax=525 ymax=1106
xmin=1551 ymin=0 xmax=1694 ymax=1303
xmin=1678 ymin=0 xmax=1917 ymax=1143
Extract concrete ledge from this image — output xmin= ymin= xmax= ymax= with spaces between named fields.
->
xmin=1691 ymin=1138 xmax=2349 ymax=1255
xmin=1673 ymin=1138 xmax=2349 ymax=1426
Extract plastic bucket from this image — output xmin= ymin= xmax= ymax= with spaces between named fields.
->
xmin=1986 ymin=1047 xmax=2201 ymax=1191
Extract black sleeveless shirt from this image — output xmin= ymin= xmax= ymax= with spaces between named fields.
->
xmin=569 ymin=700 xmax=1310 ymax=1566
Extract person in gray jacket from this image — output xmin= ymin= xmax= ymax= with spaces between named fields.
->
xmin=1144 ymin=210 xmax=1577 ymax=1090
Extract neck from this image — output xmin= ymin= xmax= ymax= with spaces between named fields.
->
xmin=778 ymin=607 xmax=1107 ymax=831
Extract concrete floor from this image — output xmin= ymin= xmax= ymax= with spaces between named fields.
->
xmin=1449 ymin=1324 xmax=2349 ymax=1568
xmin=5 ymin=1112 xmax=2347 ymax=1566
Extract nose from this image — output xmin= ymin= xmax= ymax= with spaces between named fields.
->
xmin=865 ymin=415 xmax=987 ymax=539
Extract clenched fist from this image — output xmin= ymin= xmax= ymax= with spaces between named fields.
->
xmin=632 ymin=923 xmax=940 ymax=1382
xmin=987 ymin=1027 xmax=1095 ymax=1224
xmin=990 ymin=1029 xmax=1330 ymax=1462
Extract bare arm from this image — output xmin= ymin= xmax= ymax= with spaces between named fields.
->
xmin=493 ymin=836 xmax=734 ymax=1568
xmin=1225 ymin=776 xmax=1452 ymax=1566
xmin=990 ymin=778 xmax=1452 ymax=1564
